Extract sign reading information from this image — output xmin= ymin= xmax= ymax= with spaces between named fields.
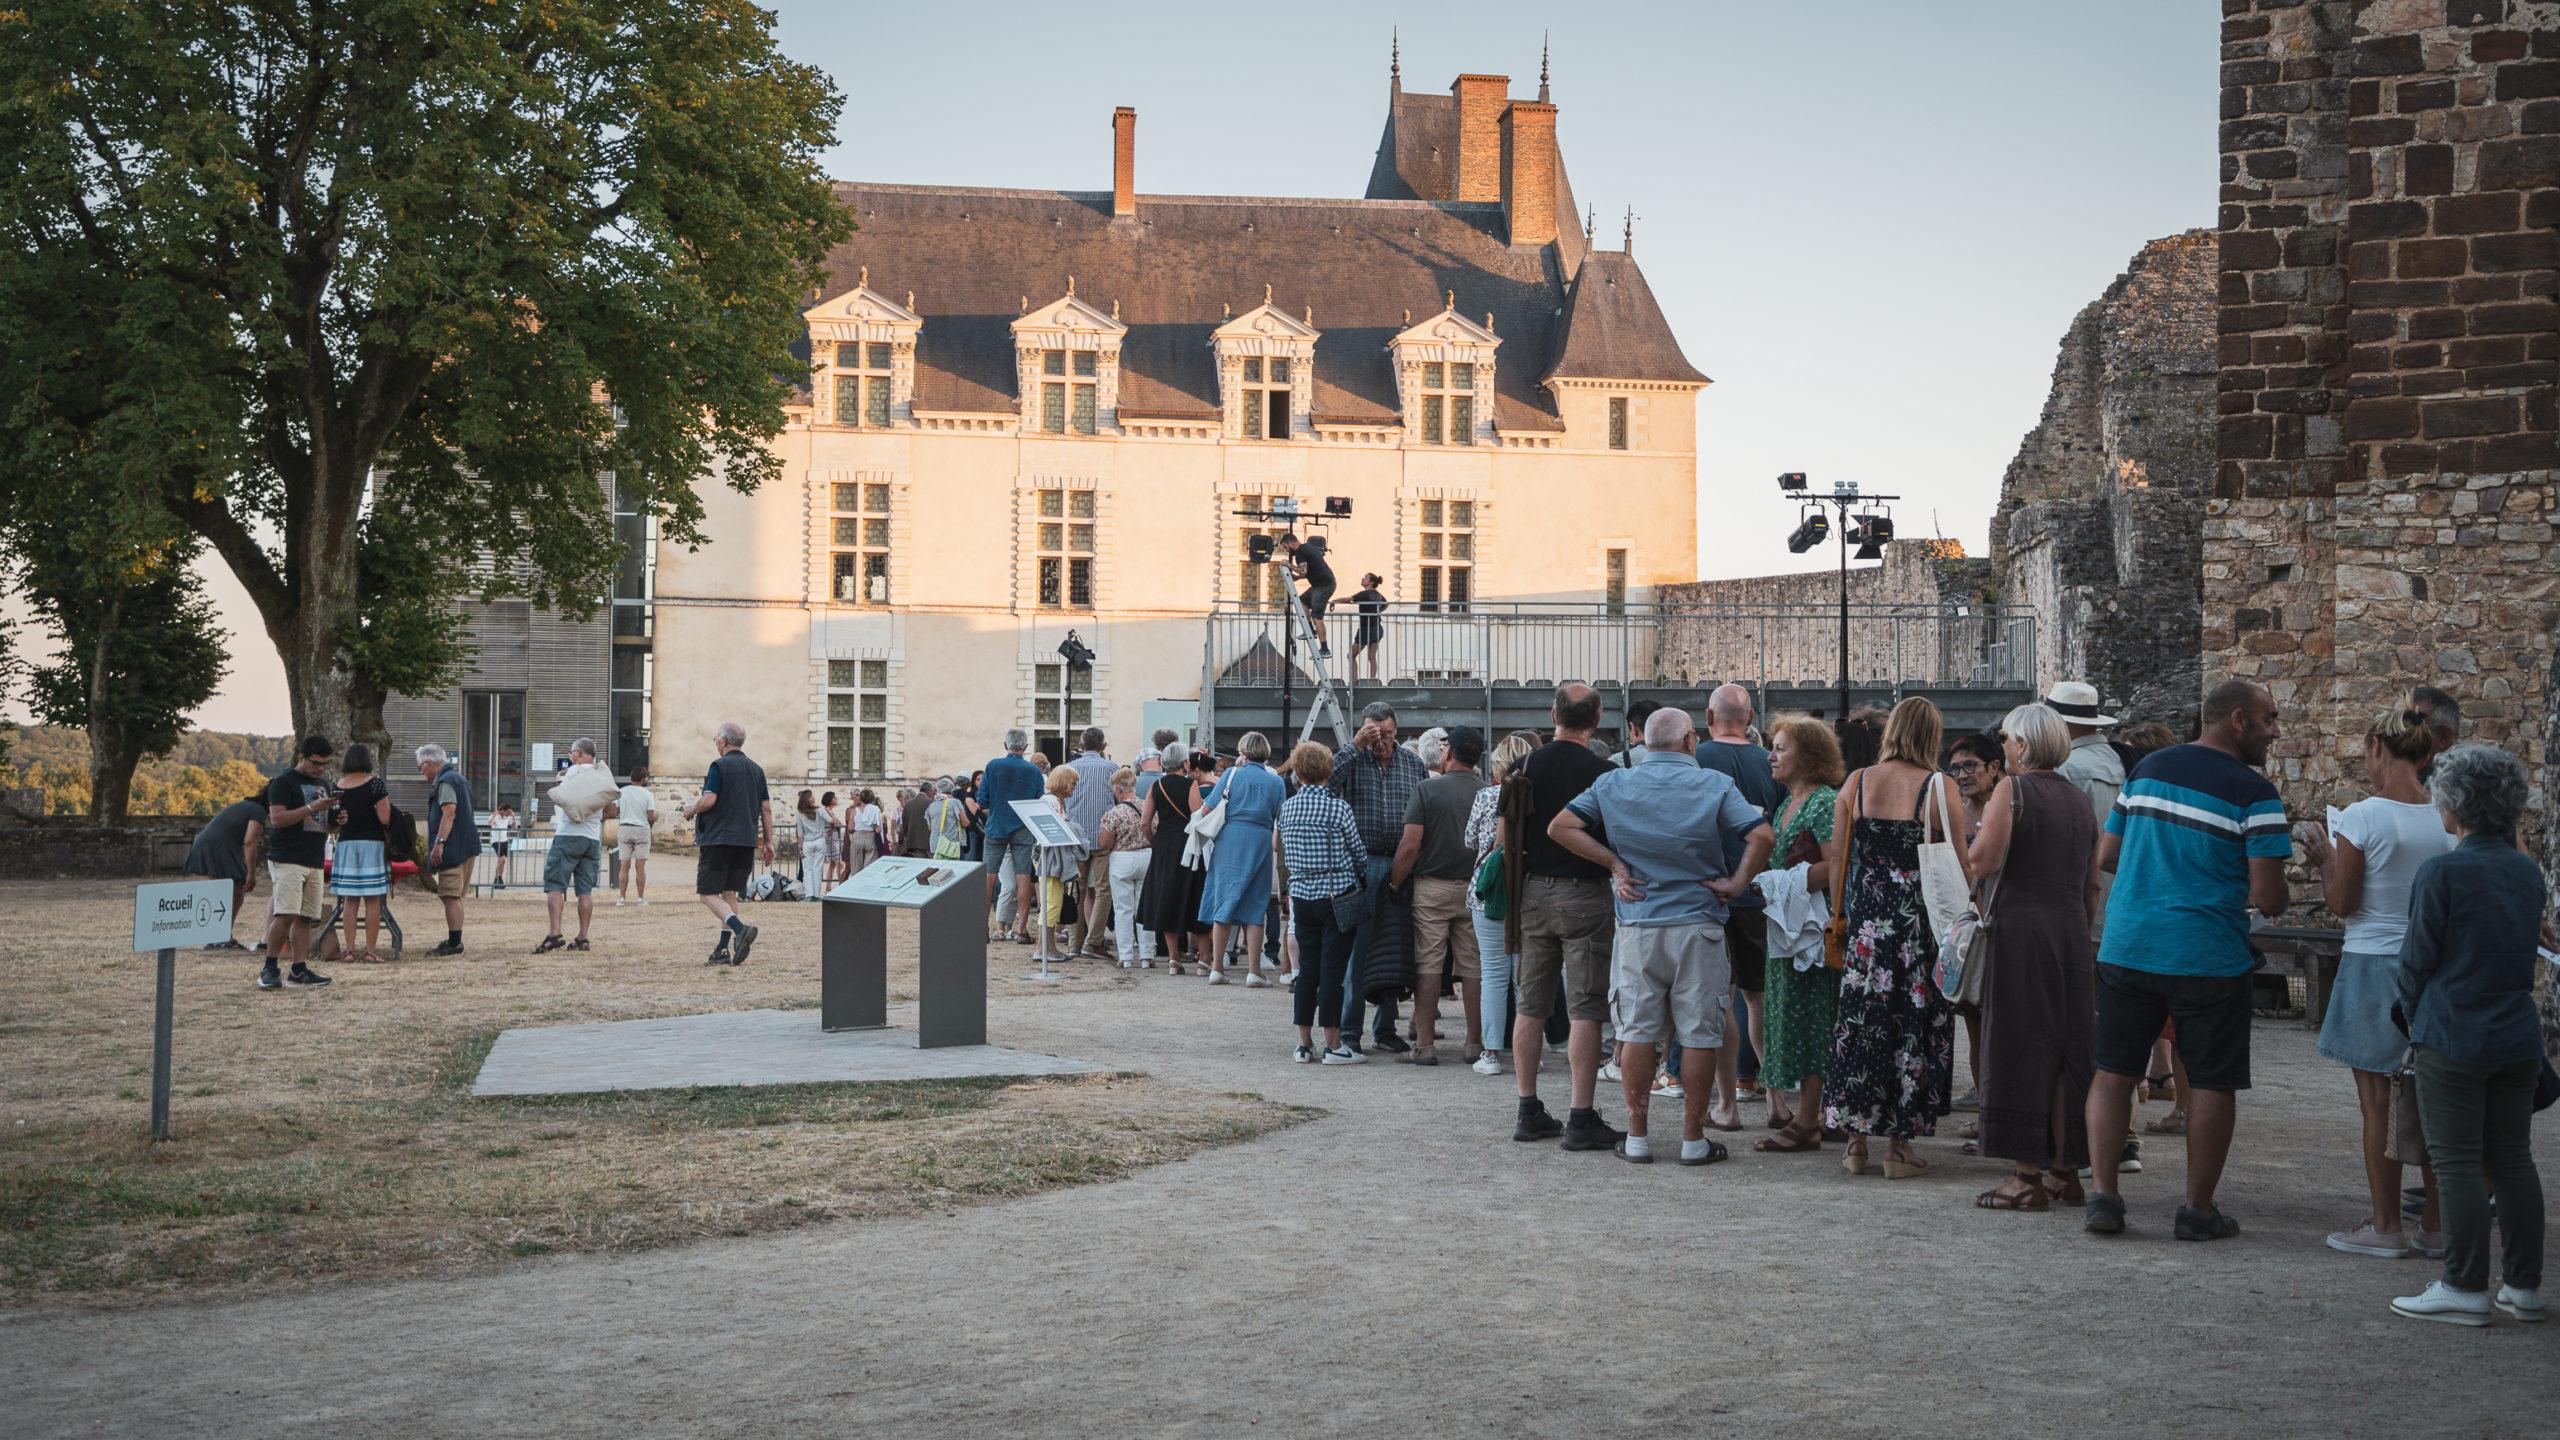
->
xmin=1008 ymin=799 xmax=1081 ymax=849
xmin=133 ymin=879 xmax=233 ymax=952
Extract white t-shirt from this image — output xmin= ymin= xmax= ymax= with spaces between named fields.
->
xmin=616 ymin=784 xmax=655 ymax=827
xmin=852 ymin=803 xmax=883 ymax=834
xmin=2332 ymin=795 xmax=2455 ymax=953
xmin=489 ymin=814 xmax=516 ymax=844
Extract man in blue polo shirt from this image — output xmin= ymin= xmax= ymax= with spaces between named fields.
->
xmin=2083 ymin=678 xmax=2291 ymax=1243
xmin=978 ymin=728 xmax=1047 ymax=942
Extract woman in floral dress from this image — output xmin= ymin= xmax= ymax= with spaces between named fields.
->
xmin=1754 ymin=714 xmax=1844 ymax=1151
xmin=1823 ymin=697 xmax=1959 ymax=1178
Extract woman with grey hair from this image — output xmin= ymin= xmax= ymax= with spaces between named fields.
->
xmin=1962 ymin=702 xmax=2103 ymax=1210
xmin=2387 ymin=742 xmax=2546 ymax=1328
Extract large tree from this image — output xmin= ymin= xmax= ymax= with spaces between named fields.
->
xmin=0 ymin=1 xmax=852 ymax=748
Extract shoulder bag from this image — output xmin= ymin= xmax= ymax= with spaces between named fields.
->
xmin=1822 ymin=777 xmax=1860 ymax=971
xmin=1916 ymin=773 xmax=1972 ymax=942
xmin=1933 ymin=778 xmax=2020 ymax=1004
xmin=1471 ymin=843 xmax=1508 ymax=923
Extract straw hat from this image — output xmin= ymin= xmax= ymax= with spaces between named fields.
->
xmin=2042 ymin=681 xmax=2117 ymax=728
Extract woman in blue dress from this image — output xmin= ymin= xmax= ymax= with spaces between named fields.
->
xmin=1198 ymin=732 xmax=1285 ymax=987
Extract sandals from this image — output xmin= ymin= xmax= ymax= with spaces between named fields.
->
xmin=1977 ymin=1175 xmax=2051 ymax=1211
xmin=2146 ymin=1073 xmax=2176 ymax=1102
xmin=2042 ymin=1169 xmax=2087 ymax=1206
xmin=1841 ymin=1144 xmax=1870 ymax=1176
xmin=1882 ymin=1145 xmax=1930 ymax=1180
xmin=1753 ymin=1125 xmax=1824 ymax=1153
xmin=2146 ymin=1110 xmax=2190 ymax=1135
xmin=532 ymin=934 xmax=567 ymax=954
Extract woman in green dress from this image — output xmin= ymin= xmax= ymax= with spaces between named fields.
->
xmin=1754 ymin=713 xmax=1845 ymax=1152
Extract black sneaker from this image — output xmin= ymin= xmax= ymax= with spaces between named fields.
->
xmin=1561 ymin=1110 xmax=1628 ymax=1153
xmin=2120 ymin=1139 xmax=2144 ymax=1174
xmin=2174 ymin=1204 xmax=2241 ymax=1242
xmin=1340 ymin=1036 xmax=1366 ymax=1056
xmin=730 ymin=922 xmax=759 ymax=965
xmin=427 ymin=939 xmax=465 ymax=957
xmin=257 ymin=962 xmax=282 ymax=991
xmin=1372 ymin=1031 xmax=1412 ymax=1055
xmin=1513 ymin=1101 xmax=1564 ymax=1142
xmin=286 ymin=963 xmax=332 ymax=988
xmin=704 ymin=945 xmax=732 ymax=966
xmin=2085 ymin=1191 xmax=2127 ymax=1235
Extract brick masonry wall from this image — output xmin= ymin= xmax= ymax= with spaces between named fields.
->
xmin=1994 ymin=231 xmax=2218 ymax=732
xmin=2213 ymin=0 xmax=2558 ymax=859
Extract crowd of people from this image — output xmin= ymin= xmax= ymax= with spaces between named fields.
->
xmin=184 ymin=671 xmax=2553 ymax=1330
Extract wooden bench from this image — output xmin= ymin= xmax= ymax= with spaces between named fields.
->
xmin=2252 ymin=924 xmax=2344 ymax=1027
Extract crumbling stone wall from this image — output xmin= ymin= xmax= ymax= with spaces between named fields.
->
xmin=1993 ymin=231 xmax=2218 ymax=733
xmin=1656 ymin=541 xmax=2003 ymax=689
xmin=2213 ymin=0 xmax=2557 ymax=840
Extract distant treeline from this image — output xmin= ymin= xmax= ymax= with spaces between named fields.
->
xmin=0 ymin=725 xmax=291 ymax=818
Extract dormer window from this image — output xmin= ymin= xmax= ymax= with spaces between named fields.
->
xmin=834 ymin=342 xmax=894 ymax=428
xmin=1241 ymin=357 xmax=1293 ymax=440
xmin=1416 ymin=362 xmax=1476 ymax=446
xmin=1041 ymin=349 xmax=1100 ymax=434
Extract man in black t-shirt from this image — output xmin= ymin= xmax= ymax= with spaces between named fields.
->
xmin=1278 ymin=533 xmax=1337 ymax=657
xmin=184 ymin=797 xmax=267 ymax=950
xmin=682 ymin=720 xmax=775 ymax=966
xmin=1509 ymin=682 xmax=1626 ymax=1151
xmin=259 ymin=736 xmax=341 ymax=990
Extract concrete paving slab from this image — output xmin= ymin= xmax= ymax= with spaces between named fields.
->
xmin=468 ymin=1007 xmax=1101 ymax=1096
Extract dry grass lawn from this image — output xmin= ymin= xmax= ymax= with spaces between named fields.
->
xmin=0 ymin=877 xmax=1307 ymax=1308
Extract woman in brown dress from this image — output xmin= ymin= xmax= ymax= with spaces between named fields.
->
xmin=1966 ymin=702 xmax=2104 ymax=1210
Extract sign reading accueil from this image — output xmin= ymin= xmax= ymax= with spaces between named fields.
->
xmin=132 ymin=879 xmax=234 ymax=953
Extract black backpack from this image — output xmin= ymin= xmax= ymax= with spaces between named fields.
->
xmin=385 ymin=804 xmax=420 ymax=864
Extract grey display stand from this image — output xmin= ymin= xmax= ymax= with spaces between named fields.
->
xmin=820 ymin=858 xmax=986 ymax=1048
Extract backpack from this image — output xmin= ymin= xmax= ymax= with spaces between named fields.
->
xmin=385 ymin=804 xmax=419 ymax=864
xmin=930 ymin=799 xmax=965 ymax=859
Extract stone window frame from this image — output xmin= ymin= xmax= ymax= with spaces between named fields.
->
xmin=804 ymin=281 xmax=921 ymax=430
xmin=1415 ymin=496 xmax=1478 ymax=612
xmin=1012 ymin=472 xmax=1113 ymax=615
xmin=1033 ymin=482 xmax=1098 ymax=611
xmin=1607 ymin=396 xmax=1629 ymax=450
xmin=1010 ymin=291 xmax=1126 ymax=438
xmin=1390 ymin=305 xmax=1500 ymax=448
xmin=823 ymin=657 xmax=894 ymax=779
xmin=1212 ymin=301 xmax=1320 ymax=443
xmin=826 ymin=478 xmax=895 ymax=606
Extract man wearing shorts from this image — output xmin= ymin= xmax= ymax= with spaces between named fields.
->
xmin=1693 ymin=683 xmax=1784 ymax=1119
xmin=414 ymin=743 xmax=481 ymax=955
xmin=1388 ymin=726 xmax=1487 ymax=1065
xmin=2084 ymin=679 xmax=2290 ymax=1241
xmin=1509 ymin=683 xmax=1623 ymax=1150
xmin=259 ymin=736 xmax=340 ymax=990
xmin=977 ymin=728 xmax=1046 ymax=942
xmin=1552 ymin=705 xmax=1772 ymax=1165
xmin=615 ymin=768 xmax=657 ymax=904
xmin=682 ymin=721 xmax=773 ymax=966
xmin=1278 ymin=532 xmax=1336 ymax=657
xmin=535 ymin=738 xmax=608 ymax=953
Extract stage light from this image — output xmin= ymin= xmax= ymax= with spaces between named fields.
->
xmin=1853 ymin=534 xmax=1885 ymax=561
xmin=1247 ymin=533 xmax=1276 ymax=564
xmin=1785 ymin=511 xmax=1829 ymax=554
xmin=1324 ymin=496 xmax=1354 ymax=517
xmin=1056 ymin=631 xmax=1095 ymax=670
xmin=1776 ymin=472 xmax=1808 ymax=492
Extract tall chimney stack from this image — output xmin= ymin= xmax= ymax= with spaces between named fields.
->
xmin=1499 ymin=100 xmax=1557 ymax=246
xmin=1449 ymin=74 xmax=1508 ymax=202
xmin=1112 ymin=107 xmax=1136 ymax=218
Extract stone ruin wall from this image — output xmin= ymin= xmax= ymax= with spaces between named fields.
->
xmin=2215 ymin=0 xmax=2558 ymax=869
xmin=1655 ymin=541 xmax=2002 ymax=692
xmin=1992 ymin=231 xmax=2219 ymax=734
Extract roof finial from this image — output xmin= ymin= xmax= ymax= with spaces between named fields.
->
xmin=1110 ymin=298 xmax=1120 ymax=321
xmin=906 ymin=290 xmax=914 ymax=310
xmin=1020 ymin=294 xmax=1029 ymax=312
xmin=1403 ymin=307 xmax=1412 ymax=325
xmin=1538 ymin=31 xmax=1551 ymax=101
xmin=1067 ymin=274 xmax=1075 ymax=295
xmin=1444 ymin=289 xmax=1455 ymax=311
xmin=858 ymin=265 xmax=868 ymax=288
xmin=1485 ymin=311 xmax=1496 ymax=334
xmin=1584 ymin=203 xmax=1596 ymax=242
xmin=1304 ymin=304 xmax=1312 ymax=325
xmin=1264 ymin=282 xmax=1273 ymax=305
xmin=1223 ymin=301 xmax=1232 ymax=319
xmin=1390 ymin=27 xmax=1400 ymax=85
xmin=1622 ymin=205 xmax=1635 ymax=255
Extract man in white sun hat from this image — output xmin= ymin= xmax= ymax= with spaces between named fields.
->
xmin=2045 ymin=680 xmax=2124 ymax=826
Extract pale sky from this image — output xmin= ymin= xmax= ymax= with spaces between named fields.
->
xmin=6 ymin=1 xmax=2215 ymax=737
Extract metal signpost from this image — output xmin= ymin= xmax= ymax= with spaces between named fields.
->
xmin=1008 ymin=798 xmax=1083 ymax=981
xmin=819 ymin=858 xmax=987 ymax=1047
xmin=131 ymin=878 xmax=233 ymax=1140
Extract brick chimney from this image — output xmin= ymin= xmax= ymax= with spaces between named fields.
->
xmin=1449 ymin=74 xmax=1509 ymax=202
xmin=1112 ymin=107 xmax=1136 ymax=218
xmin=1499 ymin=100 xmax=1557 ymax=246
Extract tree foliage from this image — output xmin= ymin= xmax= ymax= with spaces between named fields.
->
xmin=0 ymin=1 xmax=854 ymax=747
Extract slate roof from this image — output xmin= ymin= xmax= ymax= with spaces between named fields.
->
xmin=1550 ymin=251 xmax=1710 ymax=385
xmin=807 ymin=88 xmax=1697 ymax=428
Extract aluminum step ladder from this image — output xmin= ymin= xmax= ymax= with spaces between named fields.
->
xmin=1270 ymin=558 xmax=1352 ymax=751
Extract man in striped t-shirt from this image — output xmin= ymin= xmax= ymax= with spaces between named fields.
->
xmin=2083 ymin=679 xmax=2291 ymax=1243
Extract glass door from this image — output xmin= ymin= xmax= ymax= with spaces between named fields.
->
xmin=462 ymin=690 xmax=527 ymax=817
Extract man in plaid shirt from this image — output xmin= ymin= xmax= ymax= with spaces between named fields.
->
xmin=1330 ymin=700 xmax=1429 ymax=1052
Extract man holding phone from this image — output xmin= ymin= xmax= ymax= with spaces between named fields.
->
xmin=259 ymin=735 xmax=340 ymax=990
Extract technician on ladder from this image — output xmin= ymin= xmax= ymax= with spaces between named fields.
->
xmin=1277 ymin=532 xmax=1336 ymax=658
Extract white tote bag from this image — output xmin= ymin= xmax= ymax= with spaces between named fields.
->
xmin=1916 ymin=774 xmax=1972 ymax=944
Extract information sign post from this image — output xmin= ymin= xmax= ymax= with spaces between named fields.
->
xmin=131 ymin=879 xmax=233 ymax=1140
xmin=1008 ymin=799 xmax=1084 ymax=982
xmin=820 ymin=858 xmax=987 ymax=1047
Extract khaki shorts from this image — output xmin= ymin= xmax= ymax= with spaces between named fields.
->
xmin=1609 ymin=920 xmax=1732 ymax=1049
xmin=419 ymin=864 xmax=471 ymax=900
xmin=1513 ymin=874 xmax=1613 ymax=1022
xmin=268 ymin=861 xmax=328 ymax=921
xmin=1409 ymin=875 xmax=1479 ymax=982
xmin=618 ymin=830 xmax=651 ymax=858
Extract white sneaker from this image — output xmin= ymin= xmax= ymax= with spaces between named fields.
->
xmin=2496 ymin=1284 xmax=2545 ymax=1322
xmin=613 ymin=898 xmax=627 ymax=907
xmin=1138 ymin=959 xmax=1153 ymax=969
xmin=1294 ymin=1043 xmax=1317 ymax=1064
xmin=1652 ymin=1074 xmax=1685 ymax=1099
xmin=635 ymin=897 xmax=649 ymax=905
xmin=1599 ymin=1060 xmax=1623 ymax=1083
xmin=1472 ymin=1052 xmax=1503 ymax=1076
xmin=1206 ymin=970 xmax=1230 ymax=986
xmin=2326 ymin=1220 xmax=2413 ymax=1259
xmin=1321 ymin=1044 xmax=1368 ymax=1065
xmin=1244 ymin=972 xmax=1272 ymax=989
xmin=2392 ymin=1280 xmax=2493 ymax=1327
xmin=1118 ymin=958 xmax=1134 ymax=969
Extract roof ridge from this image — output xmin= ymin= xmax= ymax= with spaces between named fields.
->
xmin=833 ymin=181 xmax=1499 ymax=212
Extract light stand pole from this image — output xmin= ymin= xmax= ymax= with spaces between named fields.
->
xmin=1778 ymin=475 xmax=1897 ymax=722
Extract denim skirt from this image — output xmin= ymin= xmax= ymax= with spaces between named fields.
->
xmin=2316 ymin=948 xmax=2409 ymax=1074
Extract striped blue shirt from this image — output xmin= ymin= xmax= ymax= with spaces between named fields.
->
xmin=2098 ymin=743 xmax=2290 ymax=978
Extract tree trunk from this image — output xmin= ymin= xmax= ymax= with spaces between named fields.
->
xmin=85 ymin=719 xmax=142 ymax=825
xmin=251 ymin=461 xmax=391 ymax=759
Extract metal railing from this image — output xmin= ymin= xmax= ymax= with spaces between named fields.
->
xmin=1203 ymin=601 xmax=2037 ymax=700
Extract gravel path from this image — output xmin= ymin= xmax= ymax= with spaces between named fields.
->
xmin=6 ymin=966 xmax=2554 ymax=1438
